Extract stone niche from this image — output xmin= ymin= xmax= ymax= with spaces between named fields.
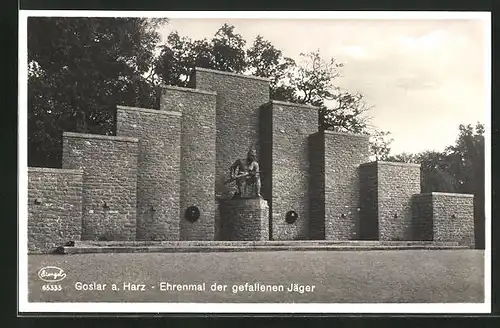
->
xmin=218 ymin=198 xmax=270 ymax=241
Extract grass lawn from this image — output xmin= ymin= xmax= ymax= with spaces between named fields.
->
xmin=27 ymin=250 xmax=484 ymax=303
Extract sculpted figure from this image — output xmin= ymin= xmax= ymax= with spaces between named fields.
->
xmin=227 ymin=149 xmax=261 ymax=199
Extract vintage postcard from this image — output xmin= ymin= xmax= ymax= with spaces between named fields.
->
xmin=18 ymin=11 xmax=491 ymax=313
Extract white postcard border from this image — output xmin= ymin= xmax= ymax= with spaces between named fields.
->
xmin=18 ymin=10 xmax=492 ymax=314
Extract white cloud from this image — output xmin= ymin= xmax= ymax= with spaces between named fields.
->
xmin=399 ymin=30 xmax=447 ymax=51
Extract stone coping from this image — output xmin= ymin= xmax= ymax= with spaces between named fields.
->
xmin=217 ymin=197 xmax=269 ymax=204
xmin=359 ymin=161 xmax=421 ymax=168
xmin=73 ymin=240 xmax=461 ymax=247
xmin=117 ymin=105 xmax=182 ymax=117
xmin=323 ymin=130 xmax=370 ymax=139
xmin=411 ymin=193 xmax=433 ymax=198
xmin=268 ymin=100 xmax=320 ymax=110
xmin=162 ymin=85 xmax=217 ymax=96
xmin=195 ymin=67 xmax=270 ymax=82
xmin=28 ymin=167 xmax=83 ymax=175
xmin=59 ymin=242 xmax=468 ymax=254
xmin=63 ymin=132 xmax=138 ymax=143
xmin=413 ymin=192 xmax=474 ymax=198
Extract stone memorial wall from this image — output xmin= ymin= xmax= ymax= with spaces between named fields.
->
xmin=26 ymin=67 xmax=477 ymax=252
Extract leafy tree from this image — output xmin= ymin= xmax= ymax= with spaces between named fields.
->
xmin=154 ymin=31 xmax=202 ymax=88
xmin=417 ymin=151 xmax=459 ymax=193
xmin=30 ymin=20 xmax=382 ymax=166
xmin=287 ymin=51 xmax=343 ymax=106
xmin=28 ymin=17 xmax=167 ymax=168
xmin=154 ymin=24 xmax=248 ymax=88
xmin=320 ymin=91 xmax=372 ymax=134
xmin=210 ymin=23 xmax=247 ymax=73
xmin=384 ymin=152 xmax=419 ymax=164
xmin=246 ymin=35 xmax=292 ymax=78
xmin=446 ymin=123 xmax=485 ymax=249
xmin=246 ymin=35 xmax=296 ymax=101
xmin=369 ymin=130 xmax=394 ymax=161
xmin=446 ymin=123 xmax=485 ymax=192
xmin=270 ymin=50 xmax=374 ymax=135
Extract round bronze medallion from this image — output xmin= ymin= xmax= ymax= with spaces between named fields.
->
xmin=285 ymin=210 xmax=298 ymax=224
xmin=185 ymin=206 xmax=201 ymax=222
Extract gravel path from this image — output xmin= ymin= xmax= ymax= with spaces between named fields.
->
xmin=27 ymin=250 xmax=484 ymax=303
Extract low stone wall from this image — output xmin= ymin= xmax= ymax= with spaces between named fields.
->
xmin=432 ymin=192 xmax=475 ymax=247
xmin=28 ymin=167 xmax=83 ymax=253
xmin=218 ymin=198 xmax=269 ymax=241
xmin=412 ymin=192 xmax=475 ymax=247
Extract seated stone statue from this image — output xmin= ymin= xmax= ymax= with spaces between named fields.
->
xmin=227 ymin=149 xmax=261 ymax=199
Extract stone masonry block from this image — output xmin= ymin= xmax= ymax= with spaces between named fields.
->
xmin=261 ymin=101 xmax=318 ymax=240
xmin=116 ymin=105 xmax=181 ymax=241
xmin=218 ymin=198 xmax=269 ymax=241
xmin=161 ymin=86 xmax=217 ymax=240
xmin=62 ymin=132 xmax=138 ymax=241
xmin=377 ymin=162 xmax=421 ymax=241
xmin=360 ymin=161 xmax=421 ymax=241
xmin=431 ymin=192 xmax=475 ymax=247
xmin=192 ymin=68 xmax=270 ymax=200
xmin=323 ymin=132 xmax=370 ymax=240
xmin=28 ymin=168 xmax=83 ymax=253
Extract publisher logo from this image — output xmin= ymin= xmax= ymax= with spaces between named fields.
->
xmin=37 ymin=266 xmax=67 ymax=282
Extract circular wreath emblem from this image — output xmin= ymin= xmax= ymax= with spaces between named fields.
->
xmin=185 ymin=206 xmax=201 ymax=222
xmin=285 ymin=210 xmax=298 ymax=224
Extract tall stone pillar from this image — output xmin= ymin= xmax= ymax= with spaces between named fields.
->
xmin=309 ymin=131 xmax=370 ymax=240
xmin=260 ymin=101 xmax=318 ymax=240
xmin=116 ymin=106 xmax=181 ymax=241
xmin=160 ymin=86 xmax=217 ymax=241
xmin=360 ymin=161 xmax=421 ymax=241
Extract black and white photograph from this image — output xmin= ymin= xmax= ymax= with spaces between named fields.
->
xmin=18 ymin=11 xmax=491 ymax=313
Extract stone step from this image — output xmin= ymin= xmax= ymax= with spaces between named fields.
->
xmin=72 ymin=240 xmax=460 ymax=247
xmin=60 ymin=242 xmax=468 ymax=254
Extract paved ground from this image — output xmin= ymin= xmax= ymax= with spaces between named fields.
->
xmin=27 ymin=250 xmax=484 ymax=303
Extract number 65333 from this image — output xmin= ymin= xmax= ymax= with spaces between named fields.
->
xmin=42 ymin=284 xmax=62 ymax=291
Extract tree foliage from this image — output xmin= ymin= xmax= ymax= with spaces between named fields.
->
xmin=246 ymin=35 xmax=297 ymax=101
xmin=287 ymin=51 xmax=343 ymax=106
xmin=154 ymin=23 xmax=248 ymax=88
xmin=28 ymin=17 xmax=167 ymax=167
xmin=211 ymin=24 xmax=247 ymax=73
xmin=386 ymin=123 xmax=484 ymax=194
xmin=369 ymin=130 xmax=394 ymax=161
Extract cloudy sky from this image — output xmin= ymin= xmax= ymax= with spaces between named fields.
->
xmin=159 ymin=16 xmax=489 ymax=155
